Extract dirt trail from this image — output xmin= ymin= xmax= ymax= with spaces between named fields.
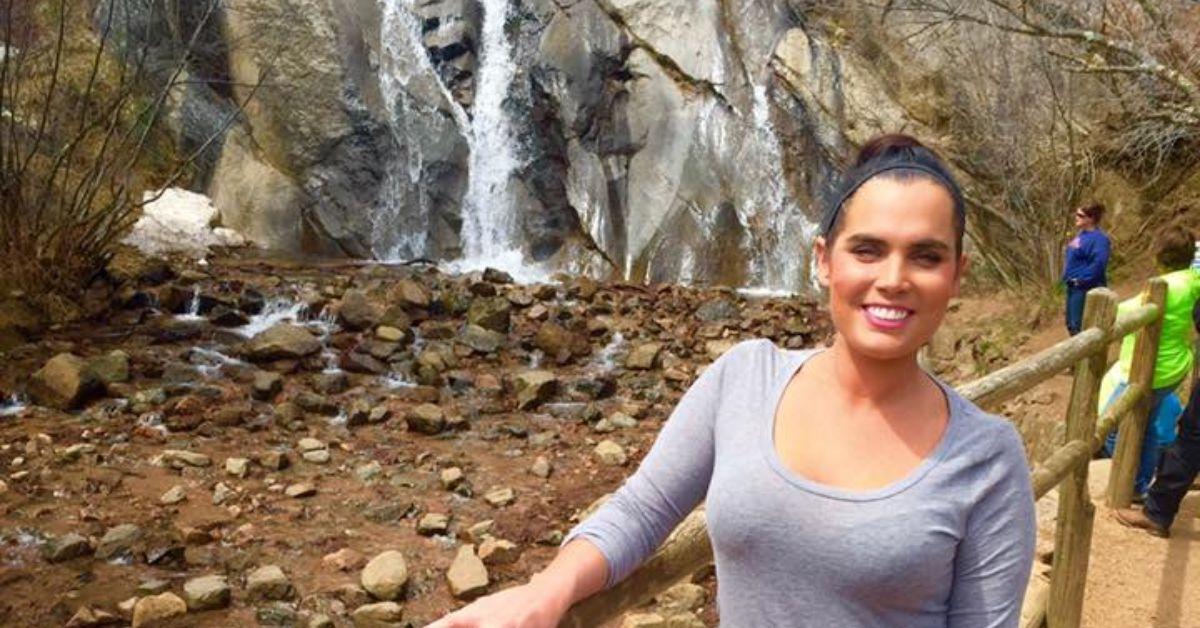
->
xmin=1081 ymin=461 xmax=1200 ymax=628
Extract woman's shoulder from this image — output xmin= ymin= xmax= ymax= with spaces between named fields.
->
xmin=942 ymin=388 xmax=1029 ymax=467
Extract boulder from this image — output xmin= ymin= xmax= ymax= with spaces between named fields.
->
xmin=513 ymin=371 xmax=558 ymax=410
xmin=131 ymin=593 xmax=187 ymax=628
xmin=339 ymin=290 xmax=383 ymax=331
xmin=183 ymin=574 xmax=231 ymax=611
xmin=466 ymin=297 xmax=511 ymax=333
xmin=247 ymin=565 xmax=294 ymax=600
xmin=243 ymin=324 xmax=322 ymax=361
xmin=361 ymin=550 xmax=409 ymax=601
xmin=29 ymin=353 xmax=103 ymax=410
xmin=446 ymin=545 xmax=489 ymax=600
xmin=405 ymin=403 xmax=446 ymax=435
xmin=95 ymin=523 xmax=143 ymax=560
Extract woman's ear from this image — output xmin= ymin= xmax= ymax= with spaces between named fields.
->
xmin=951 ymin=253 xmax=970 ymax=297
xmin=814 ymin=237 xmax=831 ymax=288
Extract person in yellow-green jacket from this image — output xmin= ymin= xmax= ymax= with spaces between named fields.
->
xmin=1100 ymin=228 xmax=1200 ymax=499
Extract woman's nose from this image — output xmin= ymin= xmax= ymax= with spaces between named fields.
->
xmin=876 ymin=255 xmax=910 ymax=291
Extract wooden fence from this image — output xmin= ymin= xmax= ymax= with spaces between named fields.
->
xmin=561 ymin=280 xmax=1168 ymax=628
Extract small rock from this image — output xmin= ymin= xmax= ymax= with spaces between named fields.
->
xmin=594 ymin=440 xmax=627 ymax=466
xmin=258 ymin=451 xmax=290 ymax=470
xmin=458 ymin=324 xmax=505 ymax=354
xmin=393 ymin=278 xmax=430 ymax=308
xmin=308 ymin=613 xmax=335 ymax=628
xmin=323 ymin=548 xmax=366 ymax=571
xmin=375 ymin=325 xmax=406 ymax=342
xmin=447 ymin=545 xmax=489 ymax=600
xmin=466 ymin=520 xmax=495 ymax=543
xmin=478 ymin=538 xmax=521 ymax=566
xmin=247 ymin=564 xmax=294 ymax=600
xmin=440 ymin=467 xmax=465 ymax=490
xmin=95 ymin=523 xmax=142 ymax=560
xmin=44 ymin=533 xmax=92 ymax=563
xmin=137 ymin=579 xmax=171 ymax=595
xmin=285 ymin=482 xmax=316 ymax=498
xmin=483 ymin=486 xmax=515 ymax=507
xmin=252 ymin=371 xmax=283 ymax=401
xmin=530 ymin=456 xmax=552 ymax=478
xmin=513 ymin=370 xmax=558 ymax=410
xmin=417 ymin=513 xmax=450 ymax=536
xmin=351 ymin=601 xmax=404 ymax=627
xmin=361 ymin=550 xmax=409 ymax=601
xmin=65 ymin=605 xmax=119 ymax=627
xmin=303 ymin=449 xmax=332 ymax=464
xmin=339 ymin=290 xmax=382 ymax=331
xmin=160 ymin=485 xmax=187 ymax=505
xmin=183 ymin=574 xmax=231 ymax=611
xmin=161 ymin=449 xmax=211 ymax=468
xmin=405 ymin=403 xmax=445 ymax=435
xmin=625 ymin=343 xmax=662 ymax=370
xmin=225 ymin=457 xmax=250 ymax=478
xmin=297 ymin=437 xmax=326 ymax=452
xmin=131 ymin=593 xmax=187 ymax=627
xmin=356 ymin=461 xmax=383 ymax=482
xmin=212 ymin=482 xmax=235 ymax=505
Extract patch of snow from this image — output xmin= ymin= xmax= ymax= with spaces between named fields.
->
xmin=122 ymin=188 xmax=247 ymax=257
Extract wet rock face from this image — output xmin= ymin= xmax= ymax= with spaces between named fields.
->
xmin=137 ymin=0 xmax=936 ymax=291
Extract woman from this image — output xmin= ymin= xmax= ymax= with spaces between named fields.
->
xmin=430 ymin=135 xmax=1035 ymax=627
xmin=1062 ymin=203 xmax=1112 ymax=335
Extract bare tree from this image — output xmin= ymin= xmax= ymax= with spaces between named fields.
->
xmin=0 ymin=0 xmax=267 ymax=301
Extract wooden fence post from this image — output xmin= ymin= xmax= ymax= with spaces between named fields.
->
xmin=1047 ymin=288 xmax=1116 ymax=628
xmin=1107 ymin=278 xmax=1168 ymax=509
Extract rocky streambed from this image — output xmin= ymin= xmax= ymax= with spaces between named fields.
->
xmin=0 ymin=251 xmax=829 ymax=627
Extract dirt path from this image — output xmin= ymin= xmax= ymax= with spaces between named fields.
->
xmin=1081 ymin=461 xmax=1200 ymax=628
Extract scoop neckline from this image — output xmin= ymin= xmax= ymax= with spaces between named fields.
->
xmin=760 ymin=347 xmax=962 ymax=502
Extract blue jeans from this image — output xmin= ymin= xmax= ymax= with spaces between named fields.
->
xmin=1065 ymin=286 xmax=1087 ymax=335
xmin=1102 ymin=384 xmax=1179 ymax=496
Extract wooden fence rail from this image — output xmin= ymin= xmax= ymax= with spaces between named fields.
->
xmin=560 ymin=280 xmax=1169 ymax=628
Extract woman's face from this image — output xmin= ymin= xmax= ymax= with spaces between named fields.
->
xmin=1074 ymin=208 xmax=1094 ymax=230
xmin=814 ymin=177 xmax=966 ymax=362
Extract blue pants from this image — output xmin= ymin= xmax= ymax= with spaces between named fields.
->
xmin=1065 ymin=286 xmax=1087 ymax=336
xmin=1102 ymin=384 xmax=1180 ymax=496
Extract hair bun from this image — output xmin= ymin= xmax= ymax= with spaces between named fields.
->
xmin=854 ymin=133 xmax=929 ymax=167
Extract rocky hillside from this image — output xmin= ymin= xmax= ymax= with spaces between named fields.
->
xmin=0 ymin=249 xmax=828 ymax=626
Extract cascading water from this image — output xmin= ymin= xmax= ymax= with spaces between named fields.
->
xmin=747 ymin=83 xmax=817 ymax=294
xmin=452 ymin=0 xmax=533 ymax=279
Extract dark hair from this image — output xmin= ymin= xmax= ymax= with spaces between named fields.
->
xmin=822 ymin=134 xmax=966 ymax=255
xmin=1155 ymin=226 xmax=1194 ymax=271
xmin=1078 ymin=203 xmax=1105 ymax=225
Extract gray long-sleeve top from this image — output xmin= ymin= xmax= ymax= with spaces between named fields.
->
xmin=564 ymin=340 xmax=1036 ymax=627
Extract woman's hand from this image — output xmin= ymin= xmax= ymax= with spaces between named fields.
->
xmin=425 ymin=578 xmax=572 ymax=628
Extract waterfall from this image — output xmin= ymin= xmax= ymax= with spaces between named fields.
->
xmin=747 ymin=82 xmax=817 ymax=294
xmin=453 ymin=0 xmax=528 ymax=277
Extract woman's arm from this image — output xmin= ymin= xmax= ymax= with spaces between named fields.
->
xmin=947 ymin=425 xmax=1037 ymax=628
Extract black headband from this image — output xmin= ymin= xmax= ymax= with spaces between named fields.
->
xmin=820 ymin=161 xmax=967 ymax=238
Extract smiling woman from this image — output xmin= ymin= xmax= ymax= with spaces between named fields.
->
xmin=428 ymin=135 xmax=1036 ymax=628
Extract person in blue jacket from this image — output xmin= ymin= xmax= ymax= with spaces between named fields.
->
xmin=1062 ymin=203 xmax=1112 ymax=335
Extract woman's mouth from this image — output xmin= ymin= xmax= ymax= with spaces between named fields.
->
xmin=862 ymin=305 xmax=913 ymax=330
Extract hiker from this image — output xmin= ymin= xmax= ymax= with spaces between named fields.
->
xmin=1062 ymin=203 xmax=1112 ymax=336
xmin=1101 ymin=228 xmax=1200 ymax=500
xmin=429 ymin=134 xmax=1035 ymax=627
xmin=1113 ymin=297 xmax=1200 ymax=538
